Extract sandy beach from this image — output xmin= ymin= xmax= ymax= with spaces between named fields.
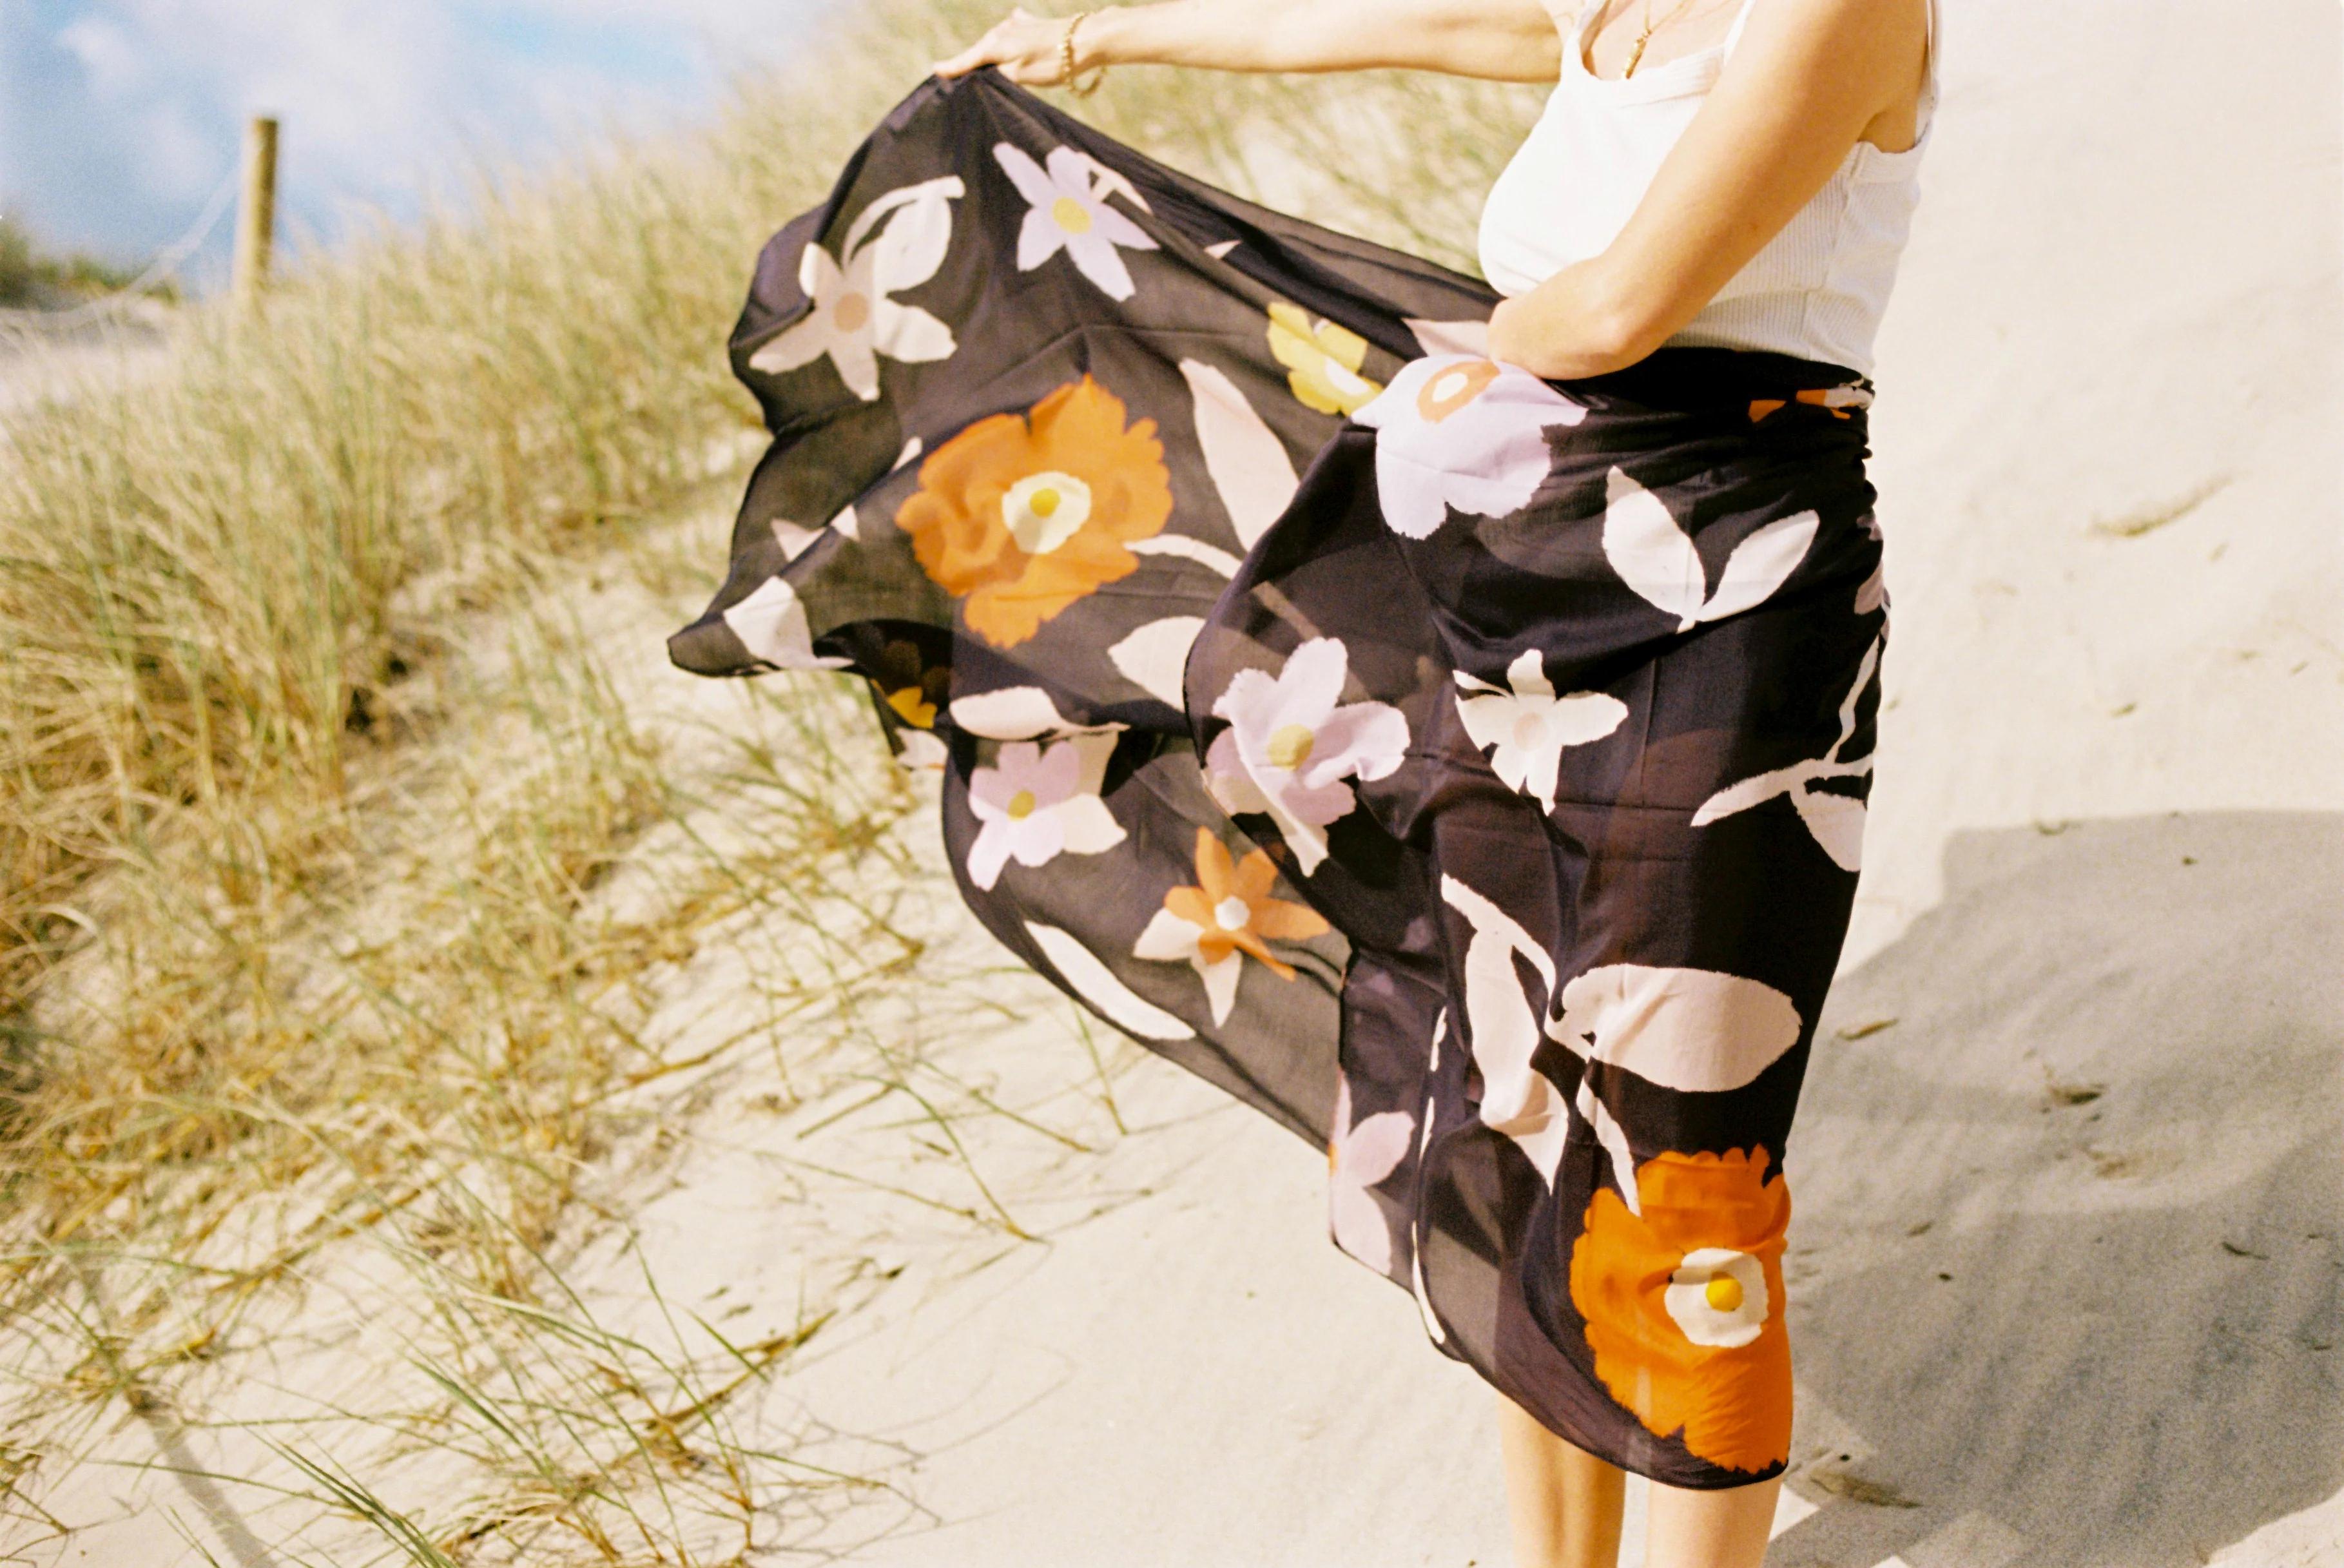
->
xmin=4 ymin=1 xmax=2335 ymax=1563
xmin=750 ymin=3 xmax=2344 ymax=1560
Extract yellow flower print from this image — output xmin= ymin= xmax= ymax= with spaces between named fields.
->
xmin=874 ymin=639 xmax=949 ymax=728
xmin=1268 ymin=301 xmax=1383 ymax=416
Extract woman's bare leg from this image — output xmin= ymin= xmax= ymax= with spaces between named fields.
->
xmin=1643 ymin=1475 xmax=1781 ymax=1568
xmin=1496 ymin=1393 xmax=1626 ymax=1568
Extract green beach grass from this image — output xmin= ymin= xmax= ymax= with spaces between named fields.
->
xmin=0 ymin=6 xmax=1538 ymax=1558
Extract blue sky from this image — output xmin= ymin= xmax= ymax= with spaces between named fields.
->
xmin=0 ymin=1 xmax=826 ymax=287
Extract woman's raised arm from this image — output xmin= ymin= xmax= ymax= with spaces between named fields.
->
xmin=933 ymin=0 xmax=1568 ymax=87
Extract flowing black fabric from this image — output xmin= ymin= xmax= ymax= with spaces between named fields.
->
xmin=670 ymin=68 xmax=1888 ymax=1489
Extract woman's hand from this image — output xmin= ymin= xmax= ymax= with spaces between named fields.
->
xmin=932 ymin=8 xmax=1086 ymax=84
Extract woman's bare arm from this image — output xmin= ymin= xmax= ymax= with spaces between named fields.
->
xmin=1486 ymin=0 xmax=1928 ymax=378
xmin=933 ymin=0 xmax=1568 ymax=86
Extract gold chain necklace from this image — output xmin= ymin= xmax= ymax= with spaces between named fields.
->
xmin=1618 ymin=0 xmax=1706 ymax=77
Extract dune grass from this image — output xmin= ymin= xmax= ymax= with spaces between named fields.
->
xmin=0 ymin=4 xmax=1538 ymax=1558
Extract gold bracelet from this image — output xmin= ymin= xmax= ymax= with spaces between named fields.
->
xmin=1058 ymin=10 xmax=1107 ymax=95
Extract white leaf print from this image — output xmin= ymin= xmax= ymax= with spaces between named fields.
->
xmin=1412 ymin=1241 xmax=1446 ymax=1345
xmin=1547 ymin=963 xmax=1804 ymax=1094
xmin=770 ymin=518 xmax=822 ymax=561
xmin=1701 ymin=510 xmax=1821 ymax=624
xmin=839 ymin=173 xmax=965 ymax=258
xmin=1127 ymin=534 xmax=1244 ymax=577
xmin=1688 ymin=761 xmax=1816 ymax=827
xmin=1179 ymin=358 xmax=1299 ymax=548
xmin=1107 ymin=615 xmax=1205 ymax=707
xmin=1602 ymin=467 xmax=1818 ymax=632
xmin=1025 ymin=922 xmax=1194 ymax=1041
xmin=866 ymin=178 xmax=958 ymax=292
xmin=893 ymin=730 xmax=948 ymax=771
xmin=1854 ymin=512 xmax=1888 ymax=615
xmin=1404 ymin=317 xmax=1491 ymax=358
xmin=1600 ymin=466 xmax=1708 ymax=629
xmin=1791 ymin=788 xmax=1868 ymax=872
xmin=1438 ymin=874 xmax=1568 ymax=1185
xmin=722 ymin=577 xmax=852 ymax=670
xmin=1574 ymin=1078 xmax=1642 ymax=1215
xmin=949 ymin=685 xmax=1128 ymax=741
xmin=1854 ymin=561 xmax=1886 ymax=617
xmin=1690 ymin=634 xmax=1881 ymax=869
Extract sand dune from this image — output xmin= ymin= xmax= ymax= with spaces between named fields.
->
xmin=15 ymin=1 xmax=2334 ymax=1562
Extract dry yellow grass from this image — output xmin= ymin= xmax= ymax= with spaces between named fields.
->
xmin=0 ymin=6 xmax=1538 ymax=1558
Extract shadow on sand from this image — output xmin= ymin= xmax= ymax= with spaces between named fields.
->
xmin=1770 ymin=811 xmax=2341 ymax=1567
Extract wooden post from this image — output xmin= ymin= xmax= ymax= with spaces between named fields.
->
xmin=230 ymin=115 xmax=278 ymax=311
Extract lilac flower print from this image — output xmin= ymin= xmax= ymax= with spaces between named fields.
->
xmin=1328 ymin=1074 xmax=1414 ymax=1275
xmin=992 ymin=143 xmax=1159 ymax=300
xmin=1203 ymin=637 xmax=1409 ymax=875
xmin=965 ymin=736 xmax=1126 ymax=889
xmin=1350 ymin=354 xmax=1586 ymax=539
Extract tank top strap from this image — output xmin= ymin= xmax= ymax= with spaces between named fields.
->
xmin=1718 ymin=0 xmax=1767 ymax=59
xmin=1917 ymin=0 xmax=1941 ymax=135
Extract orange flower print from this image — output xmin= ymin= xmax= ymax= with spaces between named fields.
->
xmin=896 ymin=375 xmax=1173 ymax=648
xmin=1132 ymin=827 xmax=1332 ymax=1024
xmin=1567 ymin=1146 xmax=1792 ymax=1474
xmin=1748 ymin=384 xmax=1873 ymax=422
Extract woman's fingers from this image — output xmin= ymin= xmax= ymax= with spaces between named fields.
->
xmin=931 ymin=12 xmax=1065 ymax=82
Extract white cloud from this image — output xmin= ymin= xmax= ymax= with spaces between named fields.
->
xmin=0 ymin=0 xmax=819 ymax=272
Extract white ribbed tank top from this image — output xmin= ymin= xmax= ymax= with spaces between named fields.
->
xmin=1477 ymin=0 xmax=1939 ymax=375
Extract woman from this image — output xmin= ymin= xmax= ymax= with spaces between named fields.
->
xmin=673 ymin=3 xmax=1934 ymax=1565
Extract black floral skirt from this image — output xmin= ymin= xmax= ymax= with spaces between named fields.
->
xmin=670 ymin=68 xmax=1887 ymax=1491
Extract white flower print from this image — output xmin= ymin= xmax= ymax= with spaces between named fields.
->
xmin=1453 ymin=650 xmax=1630 ymax=811
xmin=1689 ymin=634 xmax=1882 ymax=871
xmin=1601 ymin=466 xmax=1819 ymax=633
xmin=1350 ymin=354 xmax=1587 ymax=539
xmin=1438 ymin=874 xmax=1569 ymax=1186
xmin=1663 ymin=1246 xmax=1771 ymax=1348
xmin=1204 ymin=637 xmax=1409 ymax=875
xmin=965 ymin=735 xmax=1126 ymax=890
xmin=748 ymin=175 xmax=965 ymax=401
xmin=1328 ymin=1074 xmax=1414 ymax=1274
xmin=993 ymin=143 xmax=1159 ymax=301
